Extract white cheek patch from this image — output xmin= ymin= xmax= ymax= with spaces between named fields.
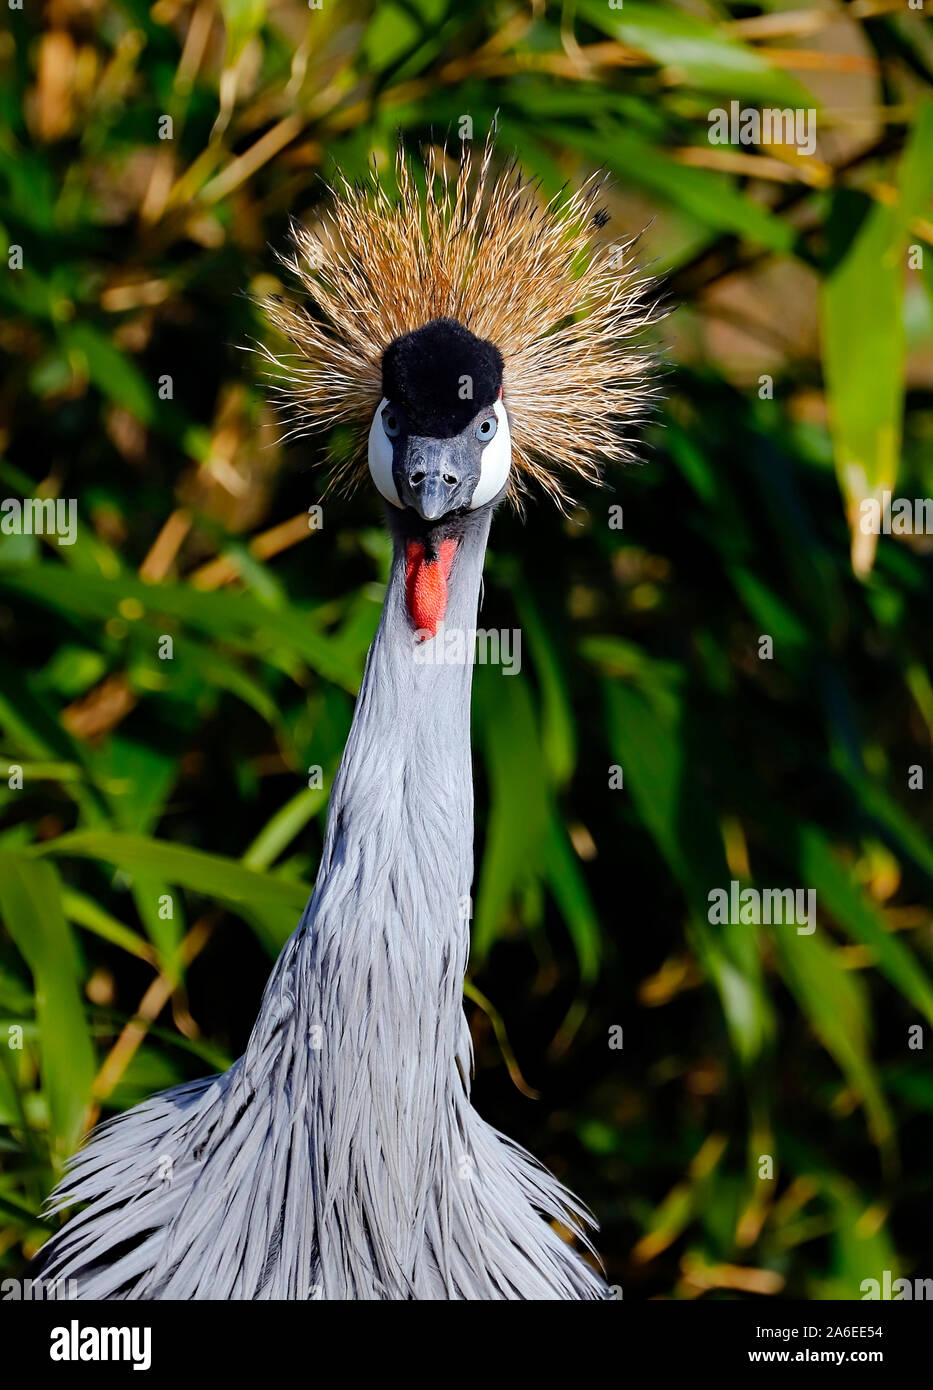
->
xmin=470 ymin=399 xmax=512 ymax=510
xmin=367 ymin=398 xmax=402 ymax=508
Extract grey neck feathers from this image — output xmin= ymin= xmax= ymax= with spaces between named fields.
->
xmin=238 ymin=510 xmax=494 ymax=1287
xmin=316 ymin=509 xmax=493 ymax=926
xmin=243 ymin=509 xmax=493 ymax=1090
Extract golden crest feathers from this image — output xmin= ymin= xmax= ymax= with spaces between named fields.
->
xmin=262 ymin=131 xmax=658 ymax=508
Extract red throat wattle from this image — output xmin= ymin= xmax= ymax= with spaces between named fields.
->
xmin=404 ymin=538 xmax=459 ymax=641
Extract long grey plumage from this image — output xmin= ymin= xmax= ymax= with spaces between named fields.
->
xmin=33 ymin=135 xmax=656 ymax=1300
xmin=34 ymin=511 xmax=606 ymax=1299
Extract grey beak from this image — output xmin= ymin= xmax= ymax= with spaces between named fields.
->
xmin=413 ymin=472 xmax=457 ymax=522
xmin=396 ymin=438 xmax=474 ymax=521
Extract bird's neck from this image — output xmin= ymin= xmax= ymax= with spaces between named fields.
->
xmin=314 ymin=508 xmax=493 ymax=926
xmin=242 ymin=508 xmax=493 ymax=1146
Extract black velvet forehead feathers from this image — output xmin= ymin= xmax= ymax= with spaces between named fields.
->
xmin=381 ymin=317 xmax=504 ymax=439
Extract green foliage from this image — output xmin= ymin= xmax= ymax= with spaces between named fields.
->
xmin=1 ymin=0 xmax=932 ymax=1299
xmin=822 ymin=102 xmax=933 ymax=575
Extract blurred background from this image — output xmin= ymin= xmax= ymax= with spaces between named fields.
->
xmin=1 ymin=0 xmax=933 ymax=1300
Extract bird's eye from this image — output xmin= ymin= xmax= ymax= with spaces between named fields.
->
xmin=382 ymin=409 xmax=402 ymax=440
xmin=476 ymin=416 xmax=497 ymax=442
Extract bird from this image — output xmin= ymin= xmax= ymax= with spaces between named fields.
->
xmin=31 ymin=131 xmax=656 ymax=1300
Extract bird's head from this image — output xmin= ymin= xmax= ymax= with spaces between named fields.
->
xmin=262 ymin=134 xmax=658 ymax=641
xmin=368 ymin=318 xmax=511 ymax=522
xmin=367 ymin=318 xmax=510 ymax=637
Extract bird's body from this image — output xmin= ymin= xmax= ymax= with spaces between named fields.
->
xmin=33 ymin=134 xmax=655 ymax=1300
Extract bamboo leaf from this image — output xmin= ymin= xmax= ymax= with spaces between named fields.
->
xmin=33 ymin=832 xmax=310 ymax=955
xmin=578 ymin=0 xmax=812 ymax=105
xmin=0 ymin=854 xmax=95 ymax=1160
xmin=560 ymin=125 xmax=796 ymax=252
xmin=773 ymin=926 xmax=892 ymax=1153
xmin=797 ymin=824 xmax=933 ymax=1028
xmin=472 ymin=669 xmax=551 ymax=961
xmin=821 ymin=101 xmax=933 ymax=575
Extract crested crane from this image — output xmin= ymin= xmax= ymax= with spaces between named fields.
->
xmin=33 ymin=134 xmax=655 ymax=1300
